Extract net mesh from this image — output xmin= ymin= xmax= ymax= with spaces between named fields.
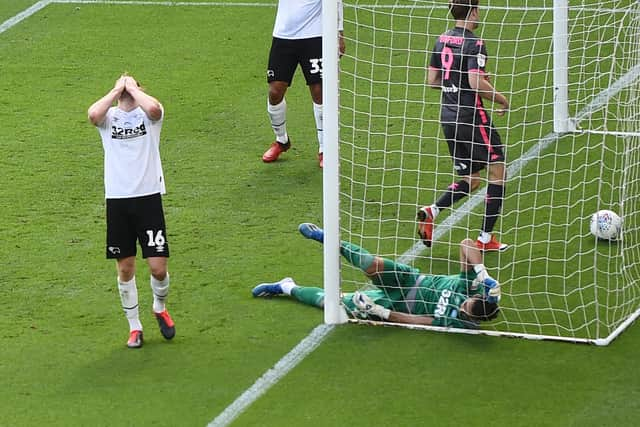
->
xmin=336 ymin=0 xmax=640 ymax=342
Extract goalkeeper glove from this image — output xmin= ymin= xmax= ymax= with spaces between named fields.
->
xmin=352 ymin=291 xmax=391 ymax=320
xmin=483 ymin=277 xmax=501 ymax=304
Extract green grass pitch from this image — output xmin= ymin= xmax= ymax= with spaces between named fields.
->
xmin=0 ymin=1 xmax=639 ymax=426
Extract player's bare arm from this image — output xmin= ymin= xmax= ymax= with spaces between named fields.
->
xmin=468 ymin=70 xmax=509 ymax=115
xmin=87 ymin=77 xmax=125 ymax=126
xmin=124 ymin=77 xmax=163 ymax=121
xmin=387 ymin=311 xmax=435 ymax=325
xmin=352 ymin=291 xmax=435 ymax=325
xmin=427 ymin=67 xmax=442 ymax=88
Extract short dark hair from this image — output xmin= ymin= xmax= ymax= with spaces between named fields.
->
xmin=449 ymin=0 xmax=479 ymax=20
xmin=467 ymin=297 xmax=500 ymax=321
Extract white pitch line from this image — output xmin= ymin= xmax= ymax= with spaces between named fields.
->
xmin=207 ymin=324 xmax=335 ymax=427
xmin=0 ymin=0 xmax=51 ymax=35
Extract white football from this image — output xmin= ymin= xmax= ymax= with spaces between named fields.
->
xmin=590 ymin=210 xmax=622 ymax=241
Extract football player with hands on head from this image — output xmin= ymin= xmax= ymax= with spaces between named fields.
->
xmin=88 ymin=74 xmax=175 ymax=349
xmin=418 ymin=0 xmax=510 ymax=251
xmin=262 ymin=0 xmax=345 ymax=168
xmin=253 ymin=223 xmax=501 ymax=328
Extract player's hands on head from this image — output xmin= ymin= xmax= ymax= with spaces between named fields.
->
xmin=124 ymin=76 xmax=139 ymax=91
xmin=114 ymin=76 xmax=127 ymax=93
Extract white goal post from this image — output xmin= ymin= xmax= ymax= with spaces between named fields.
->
xmin=322 ymin=0 xmax=640 ymax=345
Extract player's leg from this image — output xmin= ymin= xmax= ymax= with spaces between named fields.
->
xmin=252 ymin=277 xmax=327 ymax=310
xmin=137 ymin=194 xmax=175 ymax=340
xmin=298 ymin=222 xmax=418 ymax=288
xmin=299 ymin=222 xmax=378 ymax=271
xmin=252 ymin=277 xmax=325 ymax=309
xmin=459 ymin=238 xmax=483 ymax=270
xmin=339 ymin=241 xmax=381 ymax=274
xmin=459 ymin=238 xmax=489 ymax=281
xmin=299 ymin=36 xmax=324 ymax=167
xmin=458 ymin=239 xmax=501 ymax=302
xmin=267 ymin=81 xmax=290 ymax=145
xmin=337 ymin=240 xmax=421 ymax=293
xmin=252 ymin=277 xmax=299 ymax=297
xmin=107 ymin=198 xmax=143 ymax=348
xmin=417 ymin=123 xmax=476 ymax=247
xmin=116 ymin=256 xmax=144 ymax=348
xmin=473 ymin=124 xmax=508 ymax=251
xmin=483 ymin=161 xmax=506 ymax=234
xmin=147 ymin=257 xmax=174 ymax=339
xmin=291 ymin=286 xmax=325 ymax=308
xmin=264 ymin=37 xmax=296 ymax=162
xmin=436 ymin=123 xmax=482 ymax=206
xmin=309 ymin=83 xmax=323 ymax=167
xmin=299 ymin=222 xmax=385 ymax=273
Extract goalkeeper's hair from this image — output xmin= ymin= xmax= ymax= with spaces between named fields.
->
xmin=449 ymin=0 xmax=479 ymax=20
xmin=467 ymin=296 xmax=500 ymax=321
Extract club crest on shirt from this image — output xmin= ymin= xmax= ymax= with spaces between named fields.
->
xmin=477 ymin=53 xmax=486 ymax=67
xmin=111 ymin=120 xmax=147 ymax=140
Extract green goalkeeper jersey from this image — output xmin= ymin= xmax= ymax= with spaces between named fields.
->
xmin=342 ymin=270 xmax=483 ymax=328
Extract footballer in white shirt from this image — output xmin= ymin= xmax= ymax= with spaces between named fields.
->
xmin=88 ymin=74 xmax=175 ymax=349
xmin=262 ymin=0 xmax=345 ymax=168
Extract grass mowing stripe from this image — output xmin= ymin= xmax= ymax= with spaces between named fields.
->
xmin=207 ymin=324 xmax=335 ymax=427
xmin=0 ymin=0 xmax=51 ymax=34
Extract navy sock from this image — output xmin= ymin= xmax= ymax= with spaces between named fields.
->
xmin=483 ymin=184 xmax=505 ymax=233
xmin=435 ymin=180 xmax=470 ymax=209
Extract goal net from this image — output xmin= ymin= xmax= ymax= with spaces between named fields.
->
xmin=324 ymin=0 xmax=640 ymax=344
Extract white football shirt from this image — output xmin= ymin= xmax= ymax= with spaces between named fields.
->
xmin=96 ymin=106 xmax=166 ymax=199
xmin=273 ymin=0 xmax=343 ymax=39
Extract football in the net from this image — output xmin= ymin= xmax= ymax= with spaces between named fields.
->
xmin=590 ymin=210 xmax=622 ymax=241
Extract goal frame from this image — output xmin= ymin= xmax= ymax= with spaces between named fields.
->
xmin=321 ymin=0 xmax=640 ymax=345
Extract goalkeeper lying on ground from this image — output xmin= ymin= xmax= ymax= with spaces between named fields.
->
xmin=252 ymin=223 xmax=501 ymax=328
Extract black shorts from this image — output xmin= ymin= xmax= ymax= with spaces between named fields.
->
xmin=267 ymin=37 xmax=323 ymax=86
xmin=106 ymin=193 xmax=170 ymax=259
xmin=441 ymin=119 xmax=505 ymax=176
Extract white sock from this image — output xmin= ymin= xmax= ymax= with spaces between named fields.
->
xmin=430 ymin=205 xmax=441 ymax=218
xmin=478 ymin=232 xmax=491 ymax=244
xmin=268 ymin=98 xmax=288 ymax=144
xmin=280 ymin=278 xmax=297 ymax=296
xmin=118 ymin=277 xmax=142 ymax=331
xmin=150 ymin=273 xmax=170 ymax=313
xmin=313 ymin=102 xmax=323 ymax=153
